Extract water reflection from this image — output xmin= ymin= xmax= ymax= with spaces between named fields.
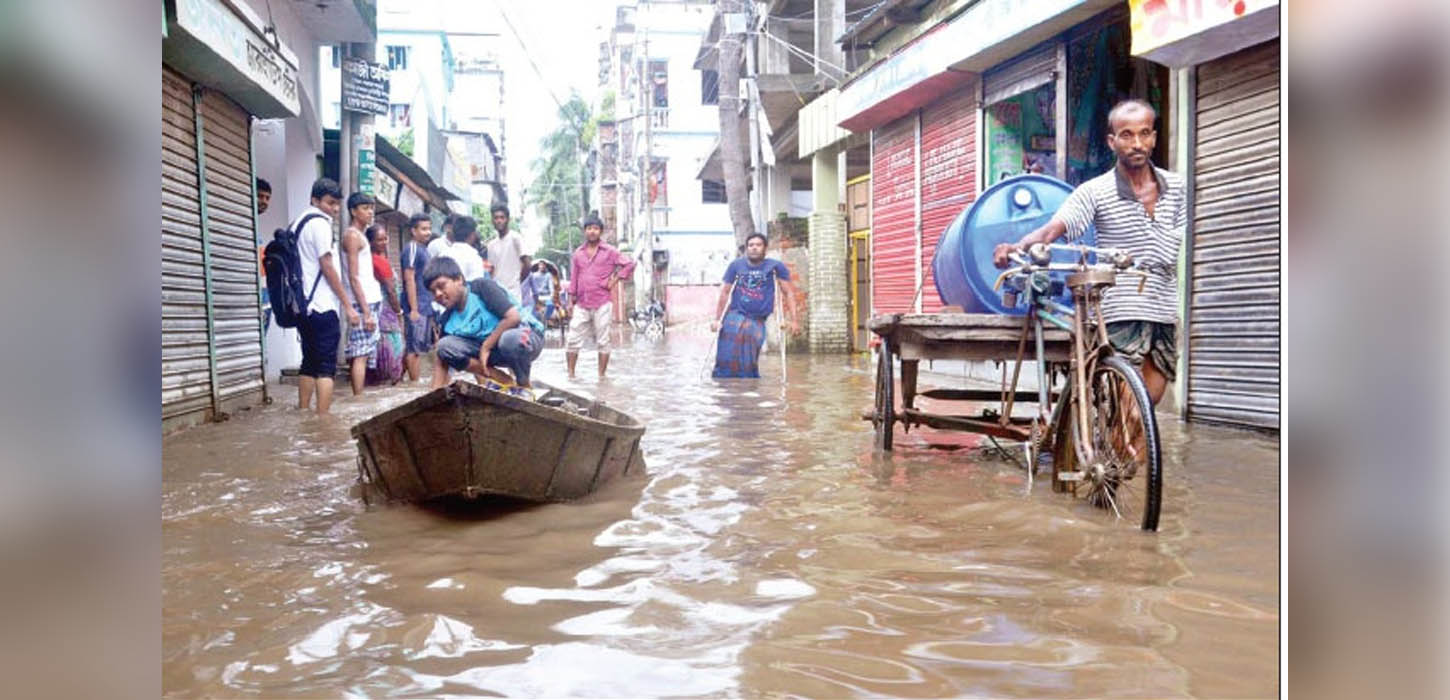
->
xmin=163 ymin=328 xmax=1278 ymax=697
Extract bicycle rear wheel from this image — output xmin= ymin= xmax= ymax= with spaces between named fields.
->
xmin=873 ymin=344 xmax=895 ymax=450
xmin=1068 ymin=354 xmax=1163 ymax=531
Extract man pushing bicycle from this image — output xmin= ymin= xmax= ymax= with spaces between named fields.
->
xmin=994 ymin=99 xmax=1186 ymax=406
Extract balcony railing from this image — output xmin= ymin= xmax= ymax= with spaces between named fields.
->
xmin=650 ymin=206 xmax=670 ymax=229
xmin=650 ymin=107 xmax=670 ymax=129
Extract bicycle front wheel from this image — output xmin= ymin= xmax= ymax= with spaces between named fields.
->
xmin=1069 ymin=354 xmax=1163 ymax=531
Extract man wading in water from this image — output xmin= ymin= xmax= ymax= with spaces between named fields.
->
xmin=710 ymin=233 xmax=800 ymax=378
xmin=993 ymin=98 xmax=1186 ymax=406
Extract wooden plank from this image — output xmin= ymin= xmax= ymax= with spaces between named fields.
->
xmin=898 ymin=339 xmax=1071 ymax=363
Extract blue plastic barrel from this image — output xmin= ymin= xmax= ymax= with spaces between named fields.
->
xmin=931 ymin=174 xmax=1095 ymax=315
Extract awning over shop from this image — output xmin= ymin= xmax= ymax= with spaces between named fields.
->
xmin=162 ymin=0 xmax=301 ymax=118
xmin=835 ymin=0 xmax=1116 ymax=133
xmin=326 ymin=128 xmax=460 ymax=215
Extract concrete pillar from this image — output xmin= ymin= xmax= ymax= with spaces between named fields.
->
xmin=814 ymin=0 xmax=846 ymax=79
xmin=808 ymin=145 xmax=848 ymax=353
xmin=766 ymin=164 xmax=791 ymax=220
xmin=812 ymin=145 xmax=839 ymax=212
xmin=762 ymin=17 xmax=791 ymax=75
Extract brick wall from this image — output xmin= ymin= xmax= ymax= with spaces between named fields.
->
xmin=807 ymin=212 xmax=850 ymax=353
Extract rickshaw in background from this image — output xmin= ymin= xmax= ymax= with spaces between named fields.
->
xmin=867 ymin=175 xmax=1163 ymax=531
xmin=526 ymin=259 xmax=569 ymax=344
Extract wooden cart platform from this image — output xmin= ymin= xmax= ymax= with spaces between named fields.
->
xmin=867 ymin=312 xmax=1072 ymax=449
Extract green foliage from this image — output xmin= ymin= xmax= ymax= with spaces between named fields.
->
xmin=599 ymin=89 xmax=616 ymax=121
xmin=392 ymin=128 xmax=414 ymax=157
xmin=471 ymin=203 xmax=489 ymax=222
xmin=525 ymin=91 xmax=603 ymax=269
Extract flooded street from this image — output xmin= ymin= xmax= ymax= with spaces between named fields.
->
xmin=163 ymin=331 xmax=1279 ymax=697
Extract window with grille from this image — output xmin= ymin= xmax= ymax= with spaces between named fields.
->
xmin=386 ymin=45 xmax=409 ymax=71
xmin=702 ymin=179 xmax=726 ymax=203
xmin=701 ymin=69 xmax=719 ymax=105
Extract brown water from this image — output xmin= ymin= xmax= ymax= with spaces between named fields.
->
xmin=163 ymin=332 xmax=1279 ymax=697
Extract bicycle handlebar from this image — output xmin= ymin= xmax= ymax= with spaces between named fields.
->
xmin=993 ymin=243 xmax=1149 ymax=294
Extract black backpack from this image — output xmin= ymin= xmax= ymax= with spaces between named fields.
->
xmin=262 ymin=213 xmax=325 ymax=329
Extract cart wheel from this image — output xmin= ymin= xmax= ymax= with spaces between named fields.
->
xmin=1068 ymin=355 xmax=1163 ymax=531
xmin=873 ymin=344 xmax=895 ymax=450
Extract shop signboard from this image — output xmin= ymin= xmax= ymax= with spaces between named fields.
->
xmin=170 ymin=0 xmax=300 ymax=117
xmin=342 ymin=57 xmax=390 ymax=115
xmin=837 ymin=0 xmax=1087 ymax=131
xmin=1129 ymin=0 xmax=1279 ymax=66
xmin=375 ymin=172 xmax=399 ymax=210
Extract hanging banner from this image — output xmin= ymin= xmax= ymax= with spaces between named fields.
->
xmin=341 ymin=56 xmax=390 ymax=115
xmin=355 ymin=123 xmax=377 ymax=195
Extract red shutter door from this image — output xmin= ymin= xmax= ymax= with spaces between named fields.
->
xmin=918 ymin=88 xmax=978 ymax=313
xmin=871 ymin=116 xmax=917 ymax=314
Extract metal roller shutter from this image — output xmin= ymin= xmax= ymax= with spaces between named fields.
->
xmin=983 ymin=43 xmax=1057 ymax=106
xmin=1188 ymin=39 xmax=1280 ymax=430
xmin=199 ymin=90 xmax=264 ymax=402
xmin=161 ymin=68 xmax=212 ymax=421
xmin=871 ymin=116 xmax=917 ymax=314
xmin=918 ymin=87 xmax=978 ymax=313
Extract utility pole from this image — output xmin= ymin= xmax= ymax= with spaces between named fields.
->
xmin=338 ymin=43 xmax=352 ymax=236
xmin=642 ymin=27 xmax=656 ymax=302
xmin=745 ymin=6 xmax=764 ymax=236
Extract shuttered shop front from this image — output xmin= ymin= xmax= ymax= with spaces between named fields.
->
xmin=871 ymin=116 xmax=917 ymax=314
xmin=161 ymin=67 xmax=264 ymax=430
xmin=1187 ymin=39 xmax=1280 ymax=430
xmin=200 ymin=90 xmax=264 ymax=405
xmin=917 ymin=87 xmax=978 ymax=313
xmin=162 ymin=68 xmax=212 ymax=422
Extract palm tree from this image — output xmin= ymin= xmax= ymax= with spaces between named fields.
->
xmin=526 ymin=92 xmax=598 ymax=268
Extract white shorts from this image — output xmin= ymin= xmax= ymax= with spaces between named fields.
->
xmin=566 ymin=302 xmax=613 ymax=353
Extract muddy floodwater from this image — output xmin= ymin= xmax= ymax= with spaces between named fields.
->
xmin=163 ymin=331 xmax=1279 ymax=697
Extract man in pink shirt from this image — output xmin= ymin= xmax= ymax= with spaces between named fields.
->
xmin=567 ymin=215 xmax=636 ymax=379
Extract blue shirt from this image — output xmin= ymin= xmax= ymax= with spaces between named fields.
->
xmin=400 ymin=240 xmax=433 ymax=316
xmin=723 ymin=257 xmax=790 ymax=319
xmin=439 ymin=277 xmax=545 ymax=341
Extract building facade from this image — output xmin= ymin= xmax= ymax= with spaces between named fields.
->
xmin=600 ymin=1 xmax=735 ymax=324
xmin=799 ymin=0 xmax=1280 ymax=430
xmin=162 ymin=0 xmax=375 ymax=432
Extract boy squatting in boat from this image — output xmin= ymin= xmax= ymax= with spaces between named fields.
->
xmin=421 ymin=255 xmax=547 ymax=399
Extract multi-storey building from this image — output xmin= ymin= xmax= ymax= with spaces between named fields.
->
xmin=598 ymin=1 xmax=735 ymax=323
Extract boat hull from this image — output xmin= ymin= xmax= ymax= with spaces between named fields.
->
xmin=350 ymin=380 xmax=646 ymax=503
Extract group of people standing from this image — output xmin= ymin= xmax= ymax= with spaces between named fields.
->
xmin=281 ymin=177 xmax=643 ymax=415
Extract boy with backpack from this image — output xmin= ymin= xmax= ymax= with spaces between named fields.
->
xmin=262 ymin=178 xmax=350 ymax=414
xmin=421 ymin=256 xmax=545 ymax=399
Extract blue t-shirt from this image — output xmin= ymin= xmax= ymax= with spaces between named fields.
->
xmin=400 ymin=240 xmax=433 ymax=316
xmin=723 ymin=257 xmax=790 ymax=319
xmin=439 ymin=278 xmax=545 ymax=341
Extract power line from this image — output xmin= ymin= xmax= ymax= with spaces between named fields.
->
xmin=491 ymin=0 xmax=567 ymax=116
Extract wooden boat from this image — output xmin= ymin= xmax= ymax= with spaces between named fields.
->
xmin=351 ymin=380 xmax=646 ymax=504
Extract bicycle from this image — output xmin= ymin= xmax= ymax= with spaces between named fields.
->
xmin=628 ymin=298 xmax=666 ymax=342
xmin=993 ymin=241 xmax=1163 ymax=530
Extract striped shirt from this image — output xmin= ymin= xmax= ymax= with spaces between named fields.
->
xmin=1056 ymin=164 xmax=1186 ymax=324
